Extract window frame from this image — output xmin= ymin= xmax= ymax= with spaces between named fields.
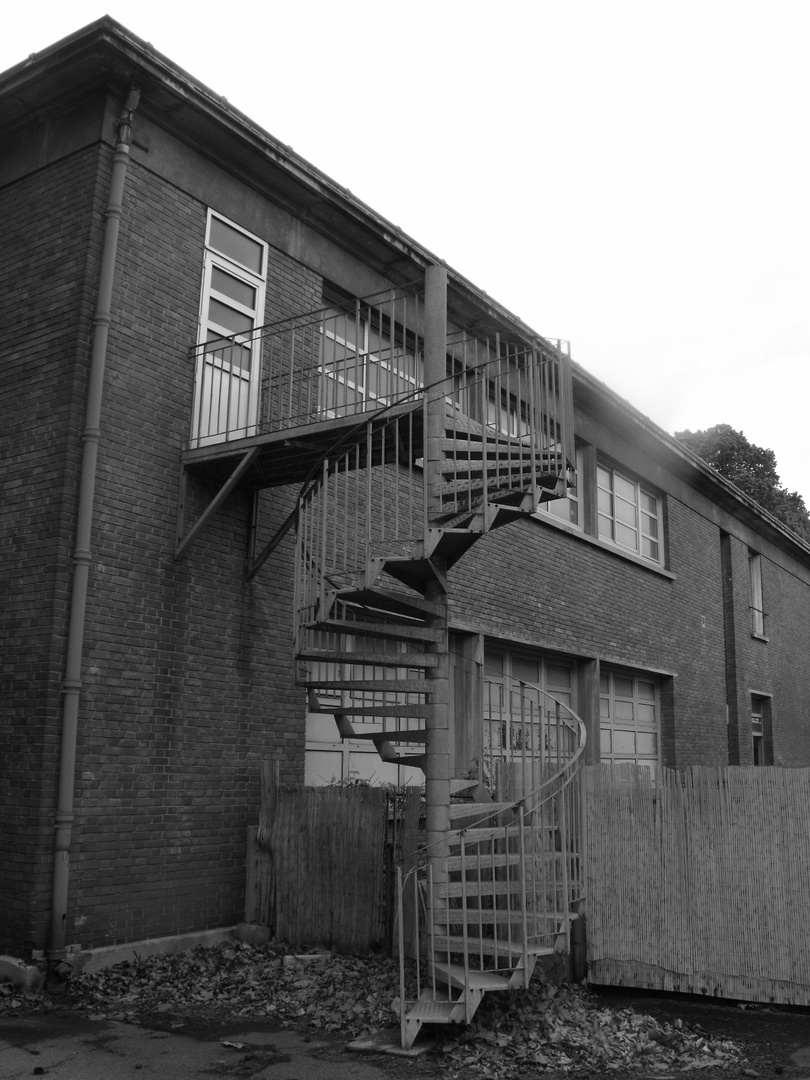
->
xmin=599 ymin=667 xmax=661 ymax=775
xmin=749 ymin=551 xmax=766 ymax=638
xmin=192 ymin=211 xmax=268 ymax=444
xmin=596 ymin=459 xmax=665 ymax=565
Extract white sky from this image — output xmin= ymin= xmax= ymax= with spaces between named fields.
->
xmin=5 ymin=2 xmax=809 ymax=502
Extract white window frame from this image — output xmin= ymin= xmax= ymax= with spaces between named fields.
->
xmin=537 ymin=444 xmax=584 ymax=528
xmin=597 ymin=461 xmax=664 ymax=564
xmin=319 ymin=303 xmax=422 ymax=418
xmin=191 ymin=211 xmax=268 ymax=444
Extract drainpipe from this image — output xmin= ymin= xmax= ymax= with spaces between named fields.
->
xmin=47 ymin=84 xmax=141 ymax=984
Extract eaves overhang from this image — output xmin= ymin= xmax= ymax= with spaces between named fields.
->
xmin=0 ymin=17 xmax=543 ymax=345
xmin=4 ymin=18 xmax=807 ymax=569
xmin=572 ymin=361 xmax=810 ymax=567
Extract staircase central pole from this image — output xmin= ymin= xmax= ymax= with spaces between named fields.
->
xmin=424 ymin=263 xmax=451 ymax=894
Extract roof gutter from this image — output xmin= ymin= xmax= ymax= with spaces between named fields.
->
xmin=47 ymin=83 xmax=141 ymax=985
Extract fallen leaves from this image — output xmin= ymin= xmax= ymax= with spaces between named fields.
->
xmin=2 ymin=942 xmax=745 ymax=1077
xmin=437 ymin=979 xmax=743 ymax=1078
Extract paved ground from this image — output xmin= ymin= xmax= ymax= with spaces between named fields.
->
xmin=2 ymin=992 xmax=809 ymax=1079
xmin=0 ymin=1009 xmax=433 ymax=1080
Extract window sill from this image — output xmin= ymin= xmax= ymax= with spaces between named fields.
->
xmin=751 ymin=632 xmax=769 ymax=644
xmin=533 ymin=512 xmax=676 ymax=580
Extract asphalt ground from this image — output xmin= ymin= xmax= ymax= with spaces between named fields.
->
xmin=1 ymin=990 xmax=809 ymax=1079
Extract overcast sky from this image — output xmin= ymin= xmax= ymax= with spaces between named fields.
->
xmin=5 ymin=2 xmax=809 ymax=502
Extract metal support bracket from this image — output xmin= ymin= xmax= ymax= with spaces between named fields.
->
xmin=174 ymin=447 xmax=260 ymax=561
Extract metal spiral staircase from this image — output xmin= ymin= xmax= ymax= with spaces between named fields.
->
xmin=289 ymin=266 xmax=585 ymax=1047
xmin=178 ymin=263 xmax=585 ymax=1047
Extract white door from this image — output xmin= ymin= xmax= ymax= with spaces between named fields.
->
xmin=192 ymin=213 xmax=267 ymax=445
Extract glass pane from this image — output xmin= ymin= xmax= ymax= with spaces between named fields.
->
xmin=211 ymin=266 xmax=257 ymax=309
xmin=642 ymin=537 xmax=659 ymax=560
xmin=547 ymin=664 xmax=571 ymax=688
xmin=641 ymin=490 xmax=658 ymax=514
xmin=208 ymin=297 xmax=254 ymax=336
xmin=599 ymin=696 xmax=610 ymax=718
xmin=613 ymin=730 xmax=636 ymax=754
xmin=616 ymin=497 xmax=636 ymax=526
xmin=597 ymin=466 xmax=611 ymax=490
xmin=600 ymin=729 xmax=612 ymax=754
xmin=598 ymin=514 xmax=614 ymax=541
xmin=638 ymin=681 xmax=656 ymax=700
xmin=614 ymin=474 xmax=636 ymax=502
xmin=209 ymin=216 xmax=264 ymax=274
xmin=614 ymin=677 xmax=633 ymax=697
xmin=616 ymin=522 xmax=638 ymax=549
xmin=204 ymin=334 xmax=252 ymax=372
xmin=597 ymin=488 xmax=613 ymax=514
xmin=484 ymin=651 xmax=504 ymax=674
xmin=638 ymin=703 xmax=657 ymax=726
xmin=615 ymin=700 xmax=634 ymax=721
xmin=513 ymin=656 xmax=540 ymax=684
xmin=599 ymin=673 xmax=610 ymax=694
xmin=641 ymin=513 xmax=658 ymax=538
xmin=637 ymin=731 xmax=658 ymax=755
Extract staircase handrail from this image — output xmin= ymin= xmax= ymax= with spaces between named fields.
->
xmin=398 ymin=669 xmax=586 ymax=872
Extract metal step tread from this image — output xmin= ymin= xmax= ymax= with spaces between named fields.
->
xmin=405 ymin=997 xmax=466 ymax=1022
xmin=431 ymin=962 xmax=511 ymax=992
xmin=432 ymin=936 xmax=556 ymax=959
xmin=333 ymin=586 xmax=445 ymax=619
xmin=306 ymin=618 xmax=442 ymax=643
xmin=300 ymin=677 xmax=429 ymax=693
xmin=449 ymin=801 xmax=519 ymax=822
xmin=333 ymin=703 xmax=431 ymax=718
xmin=298 ymin=649 xmax=436 ymax=669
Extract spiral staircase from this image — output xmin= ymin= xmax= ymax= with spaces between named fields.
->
xmin=290 ymin=267 xmax=585 ymax=1047
xmin=180 ymin=264 xmax=585 ymax=1047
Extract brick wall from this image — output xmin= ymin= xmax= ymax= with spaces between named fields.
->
xmin=1 ymin=142 xmax=321 ymax=954
xmin=0 ymin=145 xmax=110 ymax=953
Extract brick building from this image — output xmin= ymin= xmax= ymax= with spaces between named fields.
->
xmin=2 ymin=18 xmax=809 ymax=972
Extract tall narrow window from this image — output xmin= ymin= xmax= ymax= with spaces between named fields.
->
xmin=749 ymin=551 xmax=765 ymax=636
xmin=191 ymin=212 xmax=268 ymax=445
xmin=751 ymin=694 xmax=772 ymax=764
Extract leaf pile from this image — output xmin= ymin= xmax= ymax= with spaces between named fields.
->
xmin=440 ymin=980 xmax=743 ymax=1076
xmin=7 ymin=942 xmax=744 ymax=1076
xmin=68 ymin=943 xmax=398 ymax=1035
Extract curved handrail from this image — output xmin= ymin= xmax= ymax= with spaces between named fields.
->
xmin=399 ymin=667 xmax=587 ymax=870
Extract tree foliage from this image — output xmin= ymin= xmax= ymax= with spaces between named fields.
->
xmin=675 ymin=424 xmax=810 ymax=541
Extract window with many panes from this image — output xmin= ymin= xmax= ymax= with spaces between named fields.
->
xmin=599 ymin=669 xmax=660 ymax=775
xmin=192 ymin=212 xmax=268 ymax=443
xmin=597 ymin=462 xmax=664 ymax=564
xmin=319 ymin=299 xmax=422 ymax=418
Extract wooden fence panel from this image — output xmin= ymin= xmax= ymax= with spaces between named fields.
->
xmin=256 ymin=764 xmax=388 ymax=952
xmin=585 ymin=765 xmax=810 ymax=1005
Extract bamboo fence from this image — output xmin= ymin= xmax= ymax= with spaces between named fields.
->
xmin=585 ymin=764 xmax=810 ymax=1004
xmin=256 ymin=762 xmax=388 ymax=952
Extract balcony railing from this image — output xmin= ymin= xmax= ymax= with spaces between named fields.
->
xmin=187 ymin=286 xmax=425 ymax=449
xmin=186 ymin=286 xmax=574 ymax=461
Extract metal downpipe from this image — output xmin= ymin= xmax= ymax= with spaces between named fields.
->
xmin=47 ymin=85 xmax=141 ymax=983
